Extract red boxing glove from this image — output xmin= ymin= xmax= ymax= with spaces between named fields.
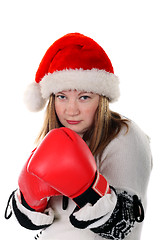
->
xmin=28 ymin=128 xmax=110 ymax=208
xmin=18 ymin=148 xmax=60 ymax=212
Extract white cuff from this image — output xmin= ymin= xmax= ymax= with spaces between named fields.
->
xmin=13 ymin=190 xmax=54 ymax=227
xmin=73 ymin=189 xmax=117 ymax=228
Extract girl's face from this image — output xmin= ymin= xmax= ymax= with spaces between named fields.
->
xmin=55 ymin=90 xmax=99 ymax=136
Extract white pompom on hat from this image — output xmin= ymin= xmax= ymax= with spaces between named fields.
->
xmin=24 ymin=33 xmax=120 ymax=112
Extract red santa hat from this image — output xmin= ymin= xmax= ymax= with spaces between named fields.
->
xmin=24 ymin=33 xmax=120 ymax=112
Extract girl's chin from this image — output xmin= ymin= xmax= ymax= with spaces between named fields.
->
xmin=65 ymin=126 xmax=84 ymax=137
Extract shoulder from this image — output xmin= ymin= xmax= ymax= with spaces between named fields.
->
xmin=106 ymin=118 xmax=151 ymax=155
xmin=99 ymin=118 xmax=152 ymax=167
xmin=99 ymin=118 xmax=152 ymax=194
xmin=126 ymin=119 xmax=150 ymax=140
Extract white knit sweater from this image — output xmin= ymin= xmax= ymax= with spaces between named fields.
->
xmin=10 ymin=120 xmax=152 ymax=240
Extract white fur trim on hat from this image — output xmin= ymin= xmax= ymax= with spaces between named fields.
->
xmin=24 ymin=68 xmax=120 ymax=112
xmin=41 ymin=68 xmax=119 ymax=100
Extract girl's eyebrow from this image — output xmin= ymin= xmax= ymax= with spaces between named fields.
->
xmin=56 ymin=92 xmax=65 ymax=95
xmin=56 ymin=91 xmax=93 ymax=96
xmin=78 ymin=92 xmax=92 ymax=96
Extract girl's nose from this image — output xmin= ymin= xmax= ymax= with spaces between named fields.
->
xmin=65 ymin=101 xmax=80 ymax=116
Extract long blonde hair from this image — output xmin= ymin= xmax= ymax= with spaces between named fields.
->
xmin=36 ymin=94 xmax=129 ymax=161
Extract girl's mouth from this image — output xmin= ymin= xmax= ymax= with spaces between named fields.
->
xmin=66 ymin=120 xmax=81 ymax=125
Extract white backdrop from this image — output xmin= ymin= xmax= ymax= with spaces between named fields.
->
xmin=0 ymin=0 xmax=159 ymax=239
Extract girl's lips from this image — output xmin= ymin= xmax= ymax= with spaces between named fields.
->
xmin=66 ymin=120 xmax=81 ymax=125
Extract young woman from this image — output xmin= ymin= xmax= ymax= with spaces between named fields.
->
xmin=5 ymin=33 xmax=152 ymax=240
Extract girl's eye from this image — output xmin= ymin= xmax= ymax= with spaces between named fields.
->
xmin=56 ymin=95 xmax=66 ymax=100
xmin=80 ymin=95 xmax=91 ymax=100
